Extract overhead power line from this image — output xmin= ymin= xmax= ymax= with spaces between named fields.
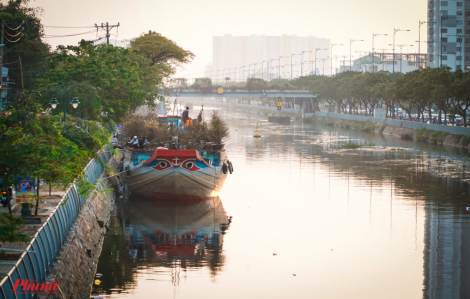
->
xmin=44 ymin=29 xmax=97 ymax=38
xmin=2 ymin=33 xmax=21 ymax=43
xmin=3 ymin=22 xmax=23 ymax=31
xmin=4 ymin=29 xmax=22 ymax=37
xmin=44 ymin=25 xmax=96 ymax=28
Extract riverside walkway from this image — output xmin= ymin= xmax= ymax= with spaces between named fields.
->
xmin=0 ymin=147 xmax=111 ymax=298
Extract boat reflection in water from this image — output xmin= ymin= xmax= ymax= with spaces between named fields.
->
xmin=92 ymin=196 xmax=231 ymax=295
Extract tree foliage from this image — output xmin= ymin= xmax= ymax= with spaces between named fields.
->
xmin=129 ymin=31 xmax=194 ymax=79
xmin=292 ymin=68 xmax=470 ymax=126
xmin=0 ymin=212 xmax=29 ymax=243
xmin=0 ymin=0 xmax=50 ymax=89
xmin=35 ymin=40 xmax=159 ymax=123
xmin=0 ymin=91 xmax=112 ymax=217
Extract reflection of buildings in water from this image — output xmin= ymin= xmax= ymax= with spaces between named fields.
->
xmin=122 ymin=196 xmax=231 ymax=275
xmin=423 ymin=205 xmax=470 ymax=299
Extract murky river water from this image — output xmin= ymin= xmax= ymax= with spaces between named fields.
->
xmin=92 ymin=106 xmax=470 ymax=299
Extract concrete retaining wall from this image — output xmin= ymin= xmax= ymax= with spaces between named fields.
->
xmin=41 ymin=157 xmax=120 ymax=299
xmin=314 ymin=112 xmax=470 ymax=136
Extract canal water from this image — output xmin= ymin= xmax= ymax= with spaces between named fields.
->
xmin=92 ymin=106 xmax=470 ymax=299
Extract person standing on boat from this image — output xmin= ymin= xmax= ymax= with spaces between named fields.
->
xmin=182 ymin=107 xmax=189 ymax=127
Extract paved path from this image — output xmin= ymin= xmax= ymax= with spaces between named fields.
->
xmin=0 ymin=185 xmax=68 ymax=276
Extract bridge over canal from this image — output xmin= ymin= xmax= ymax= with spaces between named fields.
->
xmin=166 ymin=89 xmax=317 ymax=99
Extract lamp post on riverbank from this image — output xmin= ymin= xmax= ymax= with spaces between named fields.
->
xmin=349 ymin=39 xmax=364 ymax=71
xmin=372 ymin=33 xmax=387 ymax=72
xmin=330 ymin=44 xmax=342 ymax=76
xmin=50 ymin=96 xmax=79 ymax=122
xmin=315 ymin=48 xmax=327 ymax=75
xmin=301 ymin=51 xmax=312 ymax=76
xmin=393 ymin=28 xmax=410 ymax=78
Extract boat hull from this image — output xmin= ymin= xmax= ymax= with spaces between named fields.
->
xmin=123 ymin=149 xmax=228 ymax=205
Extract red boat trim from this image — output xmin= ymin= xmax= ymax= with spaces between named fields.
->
xmin=142 ymin=149 xmax=210 ymax=167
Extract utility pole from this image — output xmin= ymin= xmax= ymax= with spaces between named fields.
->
xmin=95 ymin=22 xmax=120 ymax=46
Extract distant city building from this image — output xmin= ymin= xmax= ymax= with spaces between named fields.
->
xmin=204 ymin=64 xmax=212 ymax=79
xmin=210 ymin=34 xmax=331 ymax=83
xmin=428 ymin=0 xmax=467 ymax=71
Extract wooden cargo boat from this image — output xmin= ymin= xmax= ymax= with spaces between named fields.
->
xmin=122 ymin=146 xmax=233 ymax=205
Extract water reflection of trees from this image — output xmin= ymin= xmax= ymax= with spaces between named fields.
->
xmin=256 ymin=123 xmax=470 ymax=207
xmin=92 ymin=203 xmax=136 ymax=295
xmin=92 ymin=197 xmax=231 ymax=295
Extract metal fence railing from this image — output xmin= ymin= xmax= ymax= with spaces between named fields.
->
xmin=0 ymin=146 xmax=111 ymax=299
xmin=314 ymin=112 xmax=470 ymax=136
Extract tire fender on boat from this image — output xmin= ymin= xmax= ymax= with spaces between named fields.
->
xmin=228 ymin=161 xmax=233 ymax=174
xmin=222 ymin=163 xmax=228 ymax=174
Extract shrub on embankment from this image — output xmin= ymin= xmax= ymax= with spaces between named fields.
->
xmin=318 ymin=117 xmax=379 ymax=133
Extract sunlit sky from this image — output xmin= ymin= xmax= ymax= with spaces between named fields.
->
xmin=36 ymin=0 xmax=426 ymax=78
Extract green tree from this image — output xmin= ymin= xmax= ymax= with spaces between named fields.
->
xmin=0 ymin=0 xmax=50 ymax=89
xmin=451 ymin=70 xmax=470 ymax=126
xmin=0 ymin=212 xmax=29 ymax=243
xmin=129 ymin=31 xmax=194 ymax=79
xmin=35 ymin=40 xmax=159 ymax=123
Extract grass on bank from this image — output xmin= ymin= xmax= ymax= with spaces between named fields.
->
xmin=342 ymin=142 xmax=376 ymax=149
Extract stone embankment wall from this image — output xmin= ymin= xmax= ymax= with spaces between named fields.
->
xmin=312 ymin=116 xmax=470 ymax=150
xmin=40 ymin=157 xmax=121 ymax=299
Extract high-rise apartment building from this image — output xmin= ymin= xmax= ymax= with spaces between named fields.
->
xmin=428 ymin=0 xmax=467 ymax=71
xmin=210 ymin=34 xmax=331 ymax=83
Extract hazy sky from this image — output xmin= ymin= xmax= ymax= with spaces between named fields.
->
xmin=36 ymin=0 xmax=426 ymax=77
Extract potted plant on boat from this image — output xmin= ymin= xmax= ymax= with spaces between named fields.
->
xmin=208 ymin=111 xmax=230 ymax=150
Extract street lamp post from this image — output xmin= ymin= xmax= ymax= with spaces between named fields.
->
xmin=418 ymin=20 xmax=436 ymax=68
xmin=339 ymin=55 xmax=348 ymax=73
xmin=419 ymin=20 xmax=428 ymax=68
xmin=333 ymin=55 xmax=339 ymax=75
xmin=396 ymin=44 xmax=414 ymax=74
xmin=315 ymin=48 xmax=327 ymax=75
xmin=415 ymin=41 xmax=432 ymax=68
xmin=393 ymin=28 xmax=410 ymax=78
xmin=227 ymin=68 xmax=232 ymax=85
xmin=50 ymin=95 xmax=79 ymax=122
xmin=378 ymin=48 xmax=392 ymax=71
xmin=261 ymin=61 xmax=266 ymax=80
xmin=291 ymin=53 xmax=300 ymax=79
xmin=267 ymin=59 xmax=275 ymax=81
xmin=331 ymin=44 xmax=343 ymax=76
xmin=372 ymin=33 xmax=387 ymax=72
xmin=301 ymin=51 xmax=312 ymax=76
xmin=321 ymin=58 xmax=329 ymax=75
xmin=253 ymin=63 xmax=259 ymax=78
xmin=278 ymin=56 xmax=284 ymax=84
xmin=349 ymin=39 xmax=364 ymax=71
